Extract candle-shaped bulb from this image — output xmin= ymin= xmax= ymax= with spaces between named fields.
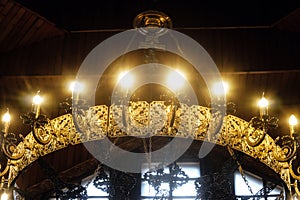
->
xmin=33 ymin=93 xmax=43 ymax=105
xmin=289 ymin=114 xmax=297 ymax=135
xmin=0 ymin=192 xmax=8 ymax=200
xmin=2 ymin=109 xmax=11 ymax=134
xmin=258 ymin=95 xmax=268 ymax=117
xmin=32 ymin=91 xmax=43 ymax=118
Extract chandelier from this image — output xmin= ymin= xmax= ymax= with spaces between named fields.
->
xmin=0 ymin=10 xmax=299 ymax=200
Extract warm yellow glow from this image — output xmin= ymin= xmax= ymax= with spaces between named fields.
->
xmin=117 ymin=71 xmax=134 ymax=89
xmin=166 ymin=70 xmax=186 ymax=91
xmin=32 ymin=93 xmax=43 ymax=105
xmin=69 ymin=81 xmax=84 ymax=93
xmin=258 ymin=97 xmax=268 ymax=108
xmin=2 ymin=110 xmax=11 ymax=123
xmin=289 ymin=114 xmax=298 ymax=126
xmin=0 ymin=192 xmax=8 ymax=200
xmin=212 ymin=81 xmax=229 ymax=96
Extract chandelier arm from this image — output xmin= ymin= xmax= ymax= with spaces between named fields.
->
xmin=273 ymin=136 xmax=297 ymax=162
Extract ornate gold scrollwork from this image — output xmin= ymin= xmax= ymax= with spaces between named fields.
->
xmin=245 ymin=117 xmax=267 ymax=147
xmin=21 ymin=112 xmax=52 ymax=145
xmin=245 ymin=127 xmax=267 ymax=147
xmin=245 ymin=115 xmax=278 ymax=147
xmin=32 ymin=123 xmax=52 ymax=145
xmin=289 ymin=156 xmax=300 ymax=180
xmin=2 ymin=133 xmax=25 ymax=160
xmin=0 ymin=101 xmax=293 ymax=195
xmin=274 ymin=135 xmax=297 ymax=162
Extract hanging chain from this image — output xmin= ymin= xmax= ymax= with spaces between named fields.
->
xmin=238 ymin=165 xmax=254 ymax=195
xmin=142 ymin=137 xmax=152 ymax=169
xmin=84 ymin=164 xmax=101 ymax=189
xmin=227 ymin=146 xmax=254 ymax=195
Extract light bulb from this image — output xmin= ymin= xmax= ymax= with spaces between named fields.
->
xmin=1 ymin=192 xmax=8 ymax=200
xmin=258 ymin=94 xmax=269 ymax=117
xmin=2 ymin=110 xmax=11 ymax=123
xmin=289 ymin=114 xmax=298 ymax=126
xmin=258 ymin=97 xmax=268 ymax=108
xmin=32 ymin=91 xmax=43 ymax=118
xmin=32 ymin=93 xmax=43 ymax=105
xmin=69 ymin=81 xmax=84 ymax=93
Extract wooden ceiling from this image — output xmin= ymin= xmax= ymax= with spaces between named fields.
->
xmin=0 ymin=0 xmax=65 ymax=52
xmin=0 ymin=0 xmax=300 ymax=197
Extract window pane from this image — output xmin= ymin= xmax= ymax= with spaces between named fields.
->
xmin=86 ymin=182 xmax=109 ymax=198
xmin=172 ymin=180 xmax=197 ymax=196
xmin=177 ymin=162 xmax=200 ymax=178
xmin=268 ymin=185 xmax=283 ymax=200
xmin=234 ymin=171 xmax=263 ymax=196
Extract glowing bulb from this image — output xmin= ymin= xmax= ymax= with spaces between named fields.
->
xmin=289 ymin=115 xmax=298 ymax=126
xmin=32 ymin=91 xmax=43 ymax=118
xmin=258 ymin=94 xmax=269 ymax=117
xmin=32 ymin=93 xmax=43 ymax=105
xmin=166 ymin=70 xmax=186 ymax=91
xmin=2 ymin=109 xmax=11 ymax=133
xmin=212 ymin=81 xmax=229 ymax=97
xmin=2 ymin=110 xmax=11 ymax=123
xmin=1 ymin=192 xmax=8 ymax=200
xmin=117 ymin=71 xmax=134 ymax=89
xmin=258 ymin=97 xmax=268 ymax=108
xmin=69 ymin=81 xmax=84 ymax=93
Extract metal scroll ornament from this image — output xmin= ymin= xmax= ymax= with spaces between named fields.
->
xmin=245 ymin=115 xmax=279 ymax=147
xmin=274 ymin=135 xmax=298 ymax=162
xmin=21 ymin=112 xmax=52 ymax=144
xmin=1 ymin=132 xmax=24 ymax=160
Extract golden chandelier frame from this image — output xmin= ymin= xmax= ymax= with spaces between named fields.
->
xmin=0 ymin=100 xmax=299 ymax=196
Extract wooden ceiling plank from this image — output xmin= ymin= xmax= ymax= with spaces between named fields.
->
xmin=0 ymin=6 xmax=26 ymax=45
xmin=20 ymin=19 xmax=50 ymax=48
xmin=0 ymin=3 xmax=19 ymax=42
xmin=11 ymin=13 xmax=36 ymax=49
xmin=4 ymin=11 xmax=32 ymax=51
xmin=0 ymin=0 xmax=13 ymax=15
xmin=14 ymin=15 xmax=38 ymax=48
xmin=25 ymin=19 xmax=46 ymax=45
xmin=0 ymin=0 xmax=66 ymax=52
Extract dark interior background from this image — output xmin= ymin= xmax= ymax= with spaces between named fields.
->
xmin=0 ymin=0 xmax=300 ymax=198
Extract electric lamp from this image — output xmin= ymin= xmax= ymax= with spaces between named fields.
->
xmin=32 ymin=91 xmax=43 ymax=118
